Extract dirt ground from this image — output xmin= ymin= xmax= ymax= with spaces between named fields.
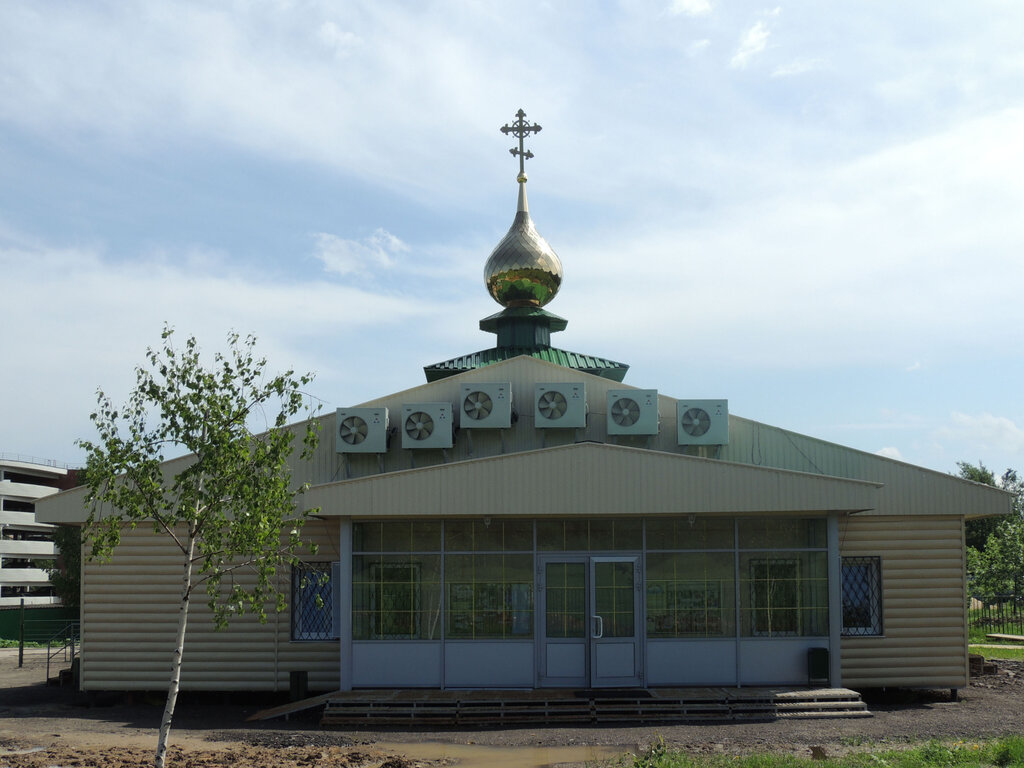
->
xmin=2 ymin=648 xmax=1023 ymax=768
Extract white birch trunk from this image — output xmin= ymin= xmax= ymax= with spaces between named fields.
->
xmin=155 ymin=533 xmax=195 ymax=768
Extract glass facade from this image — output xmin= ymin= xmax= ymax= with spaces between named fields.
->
xmin=544 ymin=562 xmax=586 ymax=638
xmin=352 ymin=521 xmax=442 ymax=640
xmin=646 ymin=552 xmax=736 ymax=637
xmin=349 ymin=516 xmax=832 ymax=642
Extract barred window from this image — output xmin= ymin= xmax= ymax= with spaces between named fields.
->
xmin=292 ymin=562 xmax=338 ymax=641
xmin=841 ymin=556 xmax=882 ymax=636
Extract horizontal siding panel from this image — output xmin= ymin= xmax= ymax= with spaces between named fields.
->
xmin=842 ymin=649 xmax=966 ymax=663
xmin=839 ymin=515 xmax=967 ymax=690
xmin=856 ymin=628 xmax=964 ymax=640
xmin=882 ymin=595 xmax=964 ymax=604
xmin=84 ymin=633 xmax=282 ymax=644
xmin=844 ymin=673 xmax=968 ymax=688
xmin=882 ymin=588 xmax=963 ymax=600
xmin=87 ymin=654 xmax=278 ymax=664
xmin=843 ymin=665 xmax=965 ymax=677
xmin=81 ymin=679 xmax=340 ymax=692
xmin=882 ymin=617 xmax=965 ymax=629
xmin=843 ymin=636 xmax=966 ymax=649
xmin=80 ymin=519 xmax=339 ymax=692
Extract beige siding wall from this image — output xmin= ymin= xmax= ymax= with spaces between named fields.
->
xmin=80 ymin=519 xmax=340 ymax=692
xmin=839 ymin=514 xmax=968 ymax=689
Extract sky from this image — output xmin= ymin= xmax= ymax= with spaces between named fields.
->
xmin=2 ymin=1 xmax=1023 ymax=479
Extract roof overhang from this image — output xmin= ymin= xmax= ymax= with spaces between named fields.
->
xmin=305 ymin=441 xmax=882 ymax=518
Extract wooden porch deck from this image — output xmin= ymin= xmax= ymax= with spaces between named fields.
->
xmin=317 ymin=687 xmax=870 ymax=727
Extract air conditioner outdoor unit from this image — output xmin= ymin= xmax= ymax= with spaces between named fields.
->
xmin=460 ymin=382 xmax=512 ymax=429
xmin=335 ymin=407 xmax=389 ymax=454
xmin=607 ymin=389 xmax=659 ymax=436
xmin=535 ymin=383 xmax=587 ymax=428
xmin=401 ymin=403 xmax=454 ymax=449
xmin=676 ymin=399 xmax=729 ymax=445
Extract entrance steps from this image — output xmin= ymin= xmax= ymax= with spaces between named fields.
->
xmin=320 ymin=687 xmax=869 ymax=727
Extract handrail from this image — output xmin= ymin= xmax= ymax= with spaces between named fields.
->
xmin=0 ymin=452 xmax=71 ymax=469
xmin=45 ymin=621 xmax=80 ymax=682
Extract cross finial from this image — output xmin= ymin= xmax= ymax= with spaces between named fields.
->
xmin=500 ymin=108 xmax=542 ymax=180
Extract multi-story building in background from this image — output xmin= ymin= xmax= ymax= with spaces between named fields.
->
xmin=0 ymin=456 xmax=72 ymax=606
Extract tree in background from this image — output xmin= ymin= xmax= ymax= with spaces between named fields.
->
xmin=78 ymin=327 xmax=320 ymax=768
xmin=47 ymin=524 xmax=81 ymax=610
xmin=958 ymin=461 xmax=1000 ymax=550
xmin=960 ymin=463 xmax=1024 ymax=600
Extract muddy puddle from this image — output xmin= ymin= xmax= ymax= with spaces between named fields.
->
xmin=372 ymin=740 xmax=631 ymax=767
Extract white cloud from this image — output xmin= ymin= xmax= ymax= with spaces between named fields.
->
xmin=0 ymin=226 xmax=440 ymax=464
xmin=936 ymin=412 xmax=1024 ymax=455
xmin=687 ymin=39 xmax=712 ymax=57
xmin=668 ymin=0 xmax=712 ymax=17
xmin=312 ymin=229 xmax=408 ymax=277
xmin=772 ymin=57 xmax=823 ymax=77
xmin=876 ymin=447 xmax=905 ymax=461
xmin=3 ymin=1 xmax=1024 ymax=477
xmin=905 ymin=362 xmax=922 ymax=372
xmin=559 ymin=108 xmax=1024 ymax=370
xmin=317 ymin=21 xmax=362 ymax=57
xmin=730 ymin=20 xmax=771 ymax=69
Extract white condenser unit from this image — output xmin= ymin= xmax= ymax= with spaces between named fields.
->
xmin=460 ymin=382 xmax=512 ymax=429
xmin=535 ymin=383 xmax=587 ymax=429
xmin=401 ymin=403 xmax=454 ymax=449
xmin=676 ymin=399 xmax=729 ymax=445
xmin=335 ymin=408 xmax=389 ymax=454
xmin=607 ymin=389 xmax=660 ymax=436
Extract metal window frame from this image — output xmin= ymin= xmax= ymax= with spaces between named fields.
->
xmin=291 ymin=561 xmax=339 ymax=641
xmin=840 ymin=556 xmax=883 ymax=636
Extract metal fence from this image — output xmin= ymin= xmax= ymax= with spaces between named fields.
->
xmin=969 ymin=594 xmax=1024 ymax=638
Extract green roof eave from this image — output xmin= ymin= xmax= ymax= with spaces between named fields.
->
xmin=424 ymin=346 xmax=629 ymax=383
xmin=479 ymin=307 xmax=568 ymax=334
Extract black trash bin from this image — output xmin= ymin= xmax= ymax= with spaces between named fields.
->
xmin=289 ymin=670 xmax=309 ymax=701
xmin=807 ymin=647 xmax=829 ymax=686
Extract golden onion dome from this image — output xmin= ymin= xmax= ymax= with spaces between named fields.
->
xmin=484 ymin=174 xmax=563 ymax=308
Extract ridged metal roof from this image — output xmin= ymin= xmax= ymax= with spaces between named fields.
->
xmin=424 ymin=346 xmax=628 ymax=382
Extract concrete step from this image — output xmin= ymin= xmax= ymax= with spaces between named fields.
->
xmin=321 ymin=688 xmax=871 ymax=727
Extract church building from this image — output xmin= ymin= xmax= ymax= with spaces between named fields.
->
xmin=37 ymin=111 xmax=1011 ymax=697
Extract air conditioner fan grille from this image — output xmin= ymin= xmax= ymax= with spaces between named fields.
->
xmin=405 ymin=411 xmax=435 ymax=440
xmin=463 ymin=391 xmax=494 ymax=420
xmin=681 ymin=407 xmax=712 ymax=437
xmin=537 ymin=390 xmax=568 ymax=420
xmin=610 ymin=397 xmax=641 ymax=427
xmin=339 ymin=415 xmax=369 ymax=445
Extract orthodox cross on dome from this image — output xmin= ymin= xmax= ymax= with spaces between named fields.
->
xmin=500 ymin=108 xmax=542 ymax=179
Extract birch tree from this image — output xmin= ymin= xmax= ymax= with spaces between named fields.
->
xmin=78 ymin=327 xmax=320 ymax=768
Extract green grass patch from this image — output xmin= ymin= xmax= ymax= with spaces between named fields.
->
xmin=970 ymin=644 xmax=1024 ymax=660
xmin=967 ymin=624 xmax=1024 ymax=644
xmin=618 ymin=737 xmax=1024 ymax=768
xmin=0 ymin=638 xmax=45 ymax=649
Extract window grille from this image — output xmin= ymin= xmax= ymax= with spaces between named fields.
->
xmin=841 ymin=556 xmax=882 ymax=636
xmin=292 ymin=562 xmax=337 ymax=641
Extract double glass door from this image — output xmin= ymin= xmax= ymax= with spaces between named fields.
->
xmin=538 ymin=555 xmax=642 ymax=688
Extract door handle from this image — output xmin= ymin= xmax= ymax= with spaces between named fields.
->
xmin=592 ymin=615 xmax=604 ymax=639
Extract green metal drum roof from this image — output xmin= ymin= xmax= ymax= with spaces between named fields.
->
xmin=424 ymin=346 xmax=629 ymax=382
